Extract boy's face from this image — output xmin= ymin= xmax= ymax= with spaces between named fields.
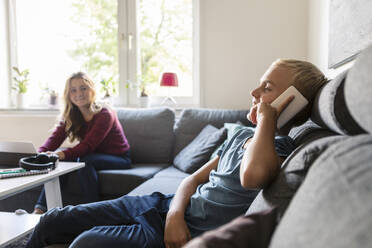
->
xmin=250 ymin=65 xmax=294 ymax=106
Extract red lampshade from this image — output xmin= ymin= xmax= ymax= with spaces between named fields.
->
xmin=160 ymin=72 xmax=178 ymax=87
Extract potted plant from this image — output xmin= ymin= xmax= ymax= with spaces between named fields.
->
xmin=100 ymin=76 xmax=117 ymax=104
xmin=42 ymin=85 xmax=59 ymax=108
xmin=126 ymin=77 xmax=149 ymax=108
xmin=12 ymin=66 xmax=30 ymax=108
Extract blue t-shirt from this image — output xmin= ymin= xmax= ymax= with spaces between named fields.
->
xmin=184 ymin=127 xmax=295 ymax=237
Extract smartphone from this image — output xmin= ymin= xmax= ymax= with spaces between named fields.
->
xmin=271 ymin=86 xmax=308 ymax=129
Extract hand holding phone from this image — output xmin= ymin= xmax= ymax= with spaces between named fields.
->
xmin=271 ymin=86 xmax=308 ymax=129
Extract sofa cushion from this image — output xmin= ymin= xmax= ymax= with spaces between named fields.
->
xmin=246 ymin=135 xmax=346 ymax=218
xmin=154 ymin=166 xmax=190 ymax=179
xmin=174 ymin=125 xmax=227 ymax=173
xmin=269 ymin=135 xmax=372 ymax=248
xmin=116 ymin=107 xmax=175 ymax=163
xmin=98 ymin=163 xmax=168 ymax=198
xmin=173 ymin=108 xmax=251 ymax=157
xmin=344 ymin=43 xmax=372 ymax=133
xmin=311 ymin=70 xmax=365 ymax=135
xmin=128 ymin=176 xmax=184 ymax=196
xmin=184 ymin=207 xmax=278 ymax=248
xmin=288 ymin=119 xmax=338 ymax=147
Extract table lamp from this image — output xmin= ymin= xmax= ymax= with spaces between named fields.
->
xmin=160 ymin=72 xmax=178 ymax=105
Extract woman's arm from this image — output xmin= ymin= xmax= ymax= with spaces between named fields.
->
xmin=38 ymin=122 xmax=67 ymax=153
xmin=164 ymin=155 xmax=220 ymax=248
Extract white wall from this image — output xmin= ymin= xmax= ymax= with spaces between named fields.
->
xmin=0 ymin=114 xmax=58 ymax=148
xmin=308 ymin=0 xmax=354 ymax=79
xmin=200 ymin=0 xmax=309 ymax=109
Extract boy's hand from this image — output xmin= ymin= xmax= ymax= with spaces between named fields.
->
xmin=248 ymin=96 xmax=294 ymax=125
xmin=164 ymin=211 xmax=191 ymax=248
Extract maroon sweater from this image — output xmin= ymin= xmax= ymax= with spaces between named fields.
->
xmin=39 ymin=108 xmax=130 ymax=160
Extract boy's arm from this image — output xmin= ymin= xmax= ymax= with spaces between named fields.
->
xmin=240 ymin=114 xmax=282 ymax=189
xmin=164 ymin=155 xmax=220 ymax=248
xmin=240 ymin=97 xmax=292 ymax=189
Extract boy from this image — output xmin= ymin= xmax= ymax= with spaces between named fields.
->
xmin=26 ymin=59 xmax=327 ymax=248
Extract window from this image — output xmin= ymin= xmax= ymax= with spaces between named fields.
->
xmin=5 ymin=0 xmax=199 ymax=108
xmin=10 ymin=0 xmax=119 ymax=107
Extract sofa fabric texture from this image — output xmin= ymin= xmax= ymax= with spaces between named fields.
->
xmin=117 ymin=107 xmax=175 ymax=163
xmin=246 ymin=135 xmax=346 ymax=217
xmin=311 ymin=70 xmax=365 ymax=135
xmin=345 ymin=43 xmax=372 ymax=133
xmin=269 ymin=135 xmax=372 ymax=248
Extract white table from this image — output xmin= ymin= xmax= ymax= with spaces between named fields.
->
xmin=0 ymin=162 xmax=84 ymax=247
xmin=0 ymin=211 xmax=40 ymax=248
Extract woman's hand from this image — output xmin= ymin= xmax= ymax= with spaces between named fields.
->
xmin=164 ymin=211 xmax=191 ymax=248
xmin=57 ymin=151 xmax=65 ymax=160
xmin=46 ymin=151 xmax=65 ymax=160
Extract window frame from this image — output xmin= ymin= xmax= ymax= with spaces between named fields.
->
xmin=5 ymin=0 xmax=200 ymax=109
xmin=118 ymin=0 xmax=200 ymax=107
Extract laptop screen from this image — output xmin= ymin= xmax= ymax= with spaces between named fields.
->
xmin=0 ymin=141 xmax=37 ymax=167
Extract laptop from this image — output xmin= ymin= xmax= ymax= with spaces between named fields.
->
xmin=0 ymin=141 xmax=37 ymax=168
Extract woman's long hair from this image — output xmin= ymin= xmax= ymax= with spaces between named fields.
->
xmin=62 ymin=72 xmax=102 ymax=142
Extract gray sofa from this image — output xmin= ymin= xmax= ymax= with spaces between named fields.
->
xmin=3 ymin=44 xmax=372 ymax=248
xmin=0 ymin=107 xmax=252 ymax=212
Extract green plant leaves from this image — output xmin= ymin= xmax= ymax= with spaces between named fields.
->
xmin=12 ymin=66 xmax=30 ymax=94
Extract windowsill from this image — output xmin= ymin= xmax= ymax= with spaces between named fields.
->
xmin=0 ymin=107 xmax=60 ymax=115
xmin=0 ymin=104 xmax=192 ymax=116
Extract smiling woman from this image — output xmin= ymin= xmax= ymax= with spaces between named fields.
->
xmin=32 ymin=71 xmax=132 ymax=214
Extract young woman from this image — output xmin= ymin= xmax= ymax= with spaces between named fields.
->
xmin=27 ymin=60 xmax=327 ymax=248
xmin=33 ymin=72 xmax=131 ymax=214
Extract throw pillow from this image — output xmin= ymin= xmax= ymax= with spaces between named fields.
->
xmin=174 ymin=125 xmax=227 ymax=173
xmin=184 ymin=207 xmax=278 ymax=248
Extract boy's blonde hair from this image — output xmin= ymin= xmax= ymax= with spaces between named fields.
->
xmin=272 ymin=59 xmax=329 ymax=126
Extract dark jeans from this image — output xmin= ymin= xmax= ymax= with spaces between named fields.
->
xmin=27 ymin=192 xmax=173 ymax=248
xmin=35 ymin=152 xmax=131 ymax=211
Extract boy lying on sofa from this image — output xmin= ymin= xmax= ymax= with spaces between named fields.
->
xmin=26 ymin=59 xmax=328 ymax=248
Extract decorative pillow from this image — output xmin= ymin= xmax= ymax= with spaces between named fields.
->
xmin=173 ymin=108 xmax=251 ymax=157
xmin=184 ymin=207 xmax=278 ymax=248
xmin=174 ymin=125 xmax=227 ymax=173
xmin=344 ymin=43 xmax=372 ymax=133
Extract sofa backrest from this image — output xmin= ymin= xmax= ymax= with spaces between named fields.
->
xmin=310 ymin=70 xmax=365 ymax=135
xmin=173 ymin=108 xmax=251 ymax=157
xmin=344 ymin=43 xmax=372 ymax=133
xmin=116 ymin=107 xmax=175 ymax=164
xmin=311 ymin=42 xmax=372 ymax=135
